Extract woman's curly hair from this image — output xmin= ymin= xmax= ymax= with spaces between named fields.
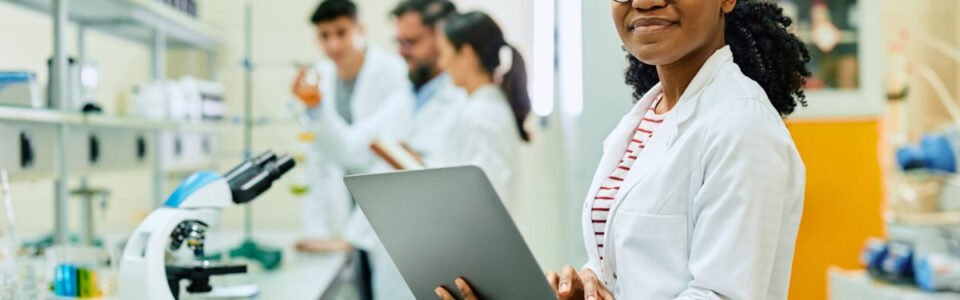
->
xmin=624 ymin=0 xmax=812 ymax=116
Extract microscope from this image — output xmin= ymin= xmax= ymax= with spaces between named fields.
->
xmin=119 ymin=151 xmax=295 ymax=299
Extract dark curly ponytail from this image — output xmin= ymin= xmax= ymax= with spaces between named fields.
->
xmin=624 ymin=0 xmax=811 ymax=116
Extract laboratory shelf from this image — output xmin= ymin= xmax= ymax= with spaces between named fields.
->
xmin=0 ymin=105 xmax=81 ymax=124
xmin=83 ymin=114 xmax=223 ymax=131
xmin=2 ymin=0 xmax=224 ymax=244
xmin=0 ymin=106 xmax=221 ymax=179
xmin=0 ymin=105 xmax=223 ymax=131
xmin=0 ymin=0 xmax=220 ymax=50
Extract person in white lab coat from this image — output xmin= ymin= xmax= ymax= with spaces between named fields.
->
xmin=306 ymin=0 xmax=466 ymax=178
xmin=433 ymin=11 xmax=532 ymax=210
xmin=436 ymin=0 xmax=811 ymax=299
xmin=388 ymin=0 xmax=467 ymax=167
xmin=335 ymin=9 xmax=531 ymax=296
xmin=295 ymin=1 xmax=465 ymax=299
xmin=291 ymin=0 xmax=409 ymax=252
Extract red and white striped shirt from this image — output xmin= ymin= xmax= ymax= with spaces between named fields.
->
xmin=591 ymin=96 xmax=666 ymax=260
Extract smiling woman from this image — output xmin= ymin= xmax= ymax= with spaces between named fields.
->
xmin=554 ymin=0 xmax=809 ymax=299
xmin=620 ymin=0 xmax=811 ymax=115
xmin=438 ymin=0 xmax=810 ymax=299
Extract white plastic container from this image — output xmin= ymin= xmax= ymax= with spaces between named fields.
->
xmin=0 ymin=72 xmax=41 ymax=108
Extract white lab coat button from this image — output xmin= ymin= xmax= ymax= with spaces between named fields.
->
xmin=613 ymin=272 xmax=618 ymax=279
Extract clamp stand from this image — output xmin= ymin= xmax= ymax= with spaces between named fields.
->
xmin=226 ymin=2 xmax=283 ymax=270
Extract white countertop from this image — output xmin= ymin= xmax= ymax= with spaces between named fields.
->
xmin=188 ymin=229 xmax=349 ymax=300
xmin=36 ymin=228 xmax=349 ymax=300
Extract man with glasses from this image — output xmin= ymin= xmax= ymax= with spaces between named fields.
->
xmin=384 ymin=0 xmax=466 ymax=160
xmin=394 ymin=0 xmax=460 ymax=106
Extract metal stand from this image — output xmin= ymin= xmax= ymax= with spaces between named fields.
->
xmin=227 ymin=2 xmax=283 ymax=270
xmin=152 ymin=28 xmax=168 ymax=207
xmin=72 ymin=179 xmax=108 ymax=246
xmin=52 ymin=0 xmax=70 ymax=245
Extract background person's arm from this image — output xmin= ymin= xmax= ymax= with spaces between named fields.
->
xmin=307 ymin=89 xmax=413 ymax=173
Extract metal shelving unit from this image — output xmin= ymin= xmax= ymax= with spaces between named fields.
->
xmin=0 ymin=0 xmax=223 ymax=245
xmin=1 ymin=0 xmax=220 ymax=49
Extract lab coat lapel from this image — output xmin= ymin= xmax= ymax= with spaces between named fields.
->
xmin=581 ymin=84 xmax=660 ymax=271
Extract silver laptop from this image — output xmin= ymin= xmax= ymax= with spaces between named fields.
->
xmin=344 ymin=166 xmax=556 ymax=300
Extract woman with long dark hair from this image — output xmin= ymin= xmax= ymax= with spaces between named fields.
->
xmin=437 ymin=0 xmax=810 ymax=299
xmin=433 ymin=11 xmax=531 ymax=210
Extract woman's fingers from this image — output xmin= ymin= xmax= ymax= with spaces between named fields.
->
xmin=558 ymin=265 xmax=581 ymax=298
xmin=579 ymin=268 xmax=601 ymax=300
xmin=582 ymin=276 xmax=599 ymax=300
xmin=437 ymin=278 xmax=480 ymax=300
xmin=599 ymin=287 xmax=615 ymax=300
xmin=455 ymin=278 xmax=478 ymax=300
xmin=579 ymin=268 xmax=615 ymax=300
xmin=435 ymin=286 xmax=456 ymax=300
xmin=546 ymin=271 xmax=559 ymax=296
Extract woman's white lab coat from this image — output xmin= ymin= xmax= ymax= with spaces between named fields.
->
xmin=435 ymin=84 xmax=522 ymax=211
xmin=300 ymin=45 xmax=409 ymax=239
xmin=580 ymin=46 xmax=805 ymax=299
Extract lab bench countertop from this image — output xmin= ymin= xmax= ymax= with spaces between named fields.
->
xmin=40 ymin=228 xmax=348 ymax=300
xmin=189 ymin=228 xmax=349 ymax=300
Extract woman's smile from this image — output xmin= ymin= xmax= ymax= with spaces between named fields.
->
xmin=628 ymin=17 xmax=678 ymax=35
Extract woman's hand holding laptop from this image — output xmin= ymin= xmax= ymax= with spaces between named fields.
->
xmin=546 ymin=265 xmax=614 ymax=300
xmin=434 ymin=265 xmax=614 ymax=300
xmin=434 ymin=278 xmax=478 ymax=300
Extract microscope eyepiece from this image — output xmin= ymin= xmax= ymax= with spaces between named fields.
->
xmin=227 ymin=151 xmax=297 ymax=204
xmin=267 ymin=155 xmax=296 ymax=179
xmin=253 ymin=151 xmax=278 ymax=167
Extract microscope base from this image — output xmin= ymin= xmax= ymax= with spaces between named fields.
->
xmin=166 ymin=264 xmax=248 ymax=300
xmin=184 ymin=285 xmax=260 ymax=298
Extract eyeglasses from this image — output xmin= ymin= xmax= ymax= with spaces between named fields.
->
xmin=612 ymin=0 xmax=630 ymax=3
xmin=396 ymin=36 xmax=424 ymax=51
